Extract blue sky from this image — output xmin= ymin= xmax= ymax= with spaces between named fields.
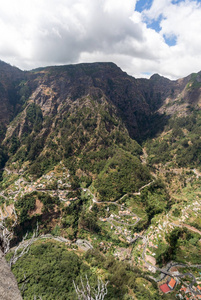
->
xmin=135 ymin=0 xmax=162 ymax=36
xmin=1 ymin=0 xmax=201 ymax=79
xmin=135 ymin=0 xmax=153 ymax=13
xmin=135 ymin=0 xmax=201 ymax=13
xmin=135 ymin=0 xmax=201 ymax=47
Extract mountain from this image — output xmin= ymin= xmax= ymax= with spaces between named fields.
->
xmin=0 ymin=61 xmax=201 ymax=299
xmin=0 ymin=61 xmax=24 ymax=131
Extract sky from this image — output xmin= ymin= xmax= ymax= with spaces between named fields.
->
xmin=0 ymin=0 xmax=201 ymax=79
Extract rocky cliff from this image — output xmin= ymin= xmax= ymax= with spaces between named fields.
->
xmin=0 ymin=250 xmax=22 ymax=300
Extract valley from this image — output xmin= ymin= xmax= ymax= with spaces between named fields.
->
xmin=1 ymin=159 xmax=201 ymax=299
xmin=0 ymin=60 xmax=201 ymax=299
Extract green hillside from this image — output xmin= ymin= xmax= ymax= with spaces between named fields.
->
xmin=0 ymin=61 xmax=201 ymax=299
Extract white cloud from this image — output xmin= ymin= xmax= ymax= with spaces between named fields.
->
xmin=142 ymin=0 xmax=171 ymax=20
xmin=141 ymin=0 xmax=201 ymax=78
xmin=0 ymin=0 xmax=201 ymax=79
xmin=0 ymin=0 xmax=141 ymax=68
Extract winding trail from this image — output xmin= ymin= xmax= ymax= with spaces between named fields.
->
xmin=2 ymin=168 xmax=201 ymax=296
xmin=83 ymin=181 xmax=154 ymax=242
xmin=85 ymin=180 xmax=154 ymax=205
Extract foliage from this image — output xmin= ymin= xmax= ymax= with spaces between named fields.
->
xmin=61 ymin=197 xmax=84 ymax=239
xmin=94 ymin=150 xmax=151 ymax=202
xmin=2 ymin=62 xmax=201 ymax=300
xmin=14 ymin=192 xmax=60 ymax=239
xmin=10 ymin=241 xmax=92 ymax=299
xmin=85 ymin=249 xmax=161 ymax=299
xmin=15 ymin=193 xmax=36 ymax=223
xmin=37 ymin=192 xmax=60 ymax=213
xmin=156 ymin=228 xmax=201 ymax=266
xmin=140 ymin=180 xmax=170 ymax=221
xmin=26 ymin=103 xmax=43 ymax=133
xmin=79 ymin=210 xmax=100 ymax=233
xmin=146 ymin=110 xmax=201 ymax=169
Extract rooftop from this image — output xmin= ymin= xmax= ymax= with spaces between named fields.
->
xmin=168 ymin=278 xmax=176 ymax=289
xmin=159 ymin=283 xmax=171 ymax=294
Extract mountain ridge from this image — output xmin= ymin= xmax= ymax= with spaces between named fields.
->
xmin=1 ymin=60 xmax=201 ymax=299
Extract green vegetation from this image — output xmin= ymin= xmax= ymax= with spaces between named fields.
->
xmin=15 ymin=193 xmax=36 ymax=223
xmin=190 ymin=216 xmax=201 ymax=230
xmin=2 ymin=62 xmax=201 ymax=300
xmin=140 ymin=180 xmax=170 ymax=221
xmin=155 ymin=227 xmax=201 ymax=266
xmin=5 ymin=96 xmax=145 ymax=183
xmin=186 ymin=73 xmax=201 ymax=90
xmin=79 ymin=210 xmax=100 ymax=233
xmin=61 ymin=197 xmax=84 ymax=239
xmin=85 ymin=249 xmax=162 ymax=299
xmin=146 ymin=110 xmax=201 ymax=169
xmin=15 ymin=192 xmax=60 ymax=222
xmin=9 ymin=241 xmax=91 ymax=299
xmin=14 ymin=192 xmax=61 ymax=239
xmin=8 ymin=241 xmax=162 ymax=300
xmin=94 ymin=150 xmax=151 ymax=202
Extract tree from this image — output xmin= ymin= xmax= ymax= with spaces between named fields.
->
xmin=0 ymin=207 xmax=18 ymax=254
xmin=9 ymin=222 xmax=39 ymax=267
xmin=73 ymin=275 xmax=108 ymax=300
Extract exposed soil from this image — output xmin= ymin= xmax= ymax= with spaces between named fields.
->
xmin=145 ymin=255 xmax=156 ymax=266
xmin=29 ymin=199 xmax=43 ymax=216
xmin=183 ymin=224 xmax=201 ymax=236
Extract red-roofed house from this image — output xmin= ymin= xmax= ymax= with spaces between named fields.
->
xmin=168 ymin=278 xmax=176 ymax=290
xmin=181 ymin=285 xmax=187 ymax=293
xmin=159 ymin=283 xmax=171 ymax=293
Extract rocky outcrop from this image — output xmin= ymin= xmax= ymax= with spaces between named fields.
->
xmin=0 ymin=250 xmax=22 ymax=300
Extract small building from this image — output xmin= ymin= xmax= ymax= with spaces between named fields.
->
xmin=168 ymin=278 xmax=176 ymax=290
xmin=197 ymin=285 xmax=201 ymax=291
xmin=180 ymin=285 xmax=187 ymax=293
xmin=159 ymin=283 xmax=171 ymax=294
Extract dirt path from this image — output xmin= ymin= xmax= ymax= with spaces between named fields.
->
xmin=171 ymin=222 xmax=201 ymax=235
xmin=183 ymin=224 xmax=201 ymax=235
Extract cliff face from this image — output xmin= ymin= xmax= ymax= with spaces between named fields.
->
xmin=0 ymin=62 xmax=200 ymax=168
xmin=24 ymin=62 xmax=152 ymax=140
xmin=1 ymin=61 xmax=201 ymax=142
xmin=0 ymin=251 xmax=22 ymax=300
xmin=0 ymin=61 xmax=24 ymax=140
xmin=0 ymin=61 xmax=201 ymax=176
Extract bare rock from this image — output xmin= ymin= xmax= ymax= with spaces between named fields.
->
xmin=0 ymin=250 xmax=22 ymax=300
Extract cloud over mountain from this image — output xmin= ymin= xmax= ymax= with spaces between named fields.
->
xmin=0 ymin=0 xmax=201 ymax=79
